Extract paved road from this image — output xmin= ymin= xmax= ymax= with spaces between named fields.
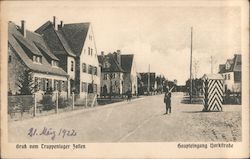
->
xmin=9 ymin=93 xmax=241 ymax=142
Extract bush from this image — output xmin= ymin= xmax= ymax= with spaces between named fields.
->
xmin=58 ymin=97 xmax=68 ymax=108
xmin=41 ymin=95 xmax=54 ymax=110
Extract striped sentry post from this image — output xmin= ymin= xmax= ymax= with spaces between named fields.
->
xmin=202 ymin=74 xmax=224 ymax=112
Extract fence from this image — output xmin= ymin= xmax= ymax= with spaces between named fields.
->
xmin=8 ymin=92 xmax=97 ymax=121
xmin=8 ymin=95 xmax=34 ymax=120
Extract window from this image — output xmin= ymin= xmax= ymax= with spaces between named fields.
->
xmin=88 ymin=65 xmax=92 ymax=74
xmin=88 ymin=47 xmax=91 ymax=55
xmin=104 ymin=73 xmax=107 ymax=80
xmin=104 ymin=61 xmax=110 ymax=68
xmin=81 ymin=82 xmax=87 ymax=92
xmin=93 ymin=84 xmax=97 ymax=93
xmin=54 ymin=80 xmax=58 ymax=91
xmin=91 ymin=49 xmax=93 ymax=56
xmin=60 ymin=81 xmax=67 ymax=92
xmin=36 ymin=56 xmax=41 ymax=63
xmin=224 ymin=74 xmax=227 ymax=80
xmin=93 ymin=67 xmax=97 ymax=75
xmin=8 ymin=55 xmax=12 ymax=63
xmin=82 ymin=63 xmax=87 ymax=72
xmin=44 ymin=79 xmax=49 ymax=91
xmin=228 ymin=74 xmax=230 ymax=80
xmin=71 ymin=61 xmax=74 ymax=71
xmin=226 ymin=63 xmax=230 ymax=70
xmin=33 ymin=56 xmax=42 ymax=63
xmin=52 ymin=60 xmax=58 ymax=67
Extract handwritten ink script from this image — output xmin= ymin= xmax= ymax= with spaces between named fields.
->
xmin=27 ymin=127 xmax=77 ymax=140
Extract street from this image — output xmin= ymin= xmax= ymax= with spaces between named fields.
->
xmin=9 ymin=93 xmax=241 ymax=142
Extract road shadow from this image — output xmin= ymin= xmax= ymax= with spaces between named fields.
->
xmin=181 ymin=96 xmax=203 ymax=105
xmin=182 ymin=110 xmax=223 ymax=114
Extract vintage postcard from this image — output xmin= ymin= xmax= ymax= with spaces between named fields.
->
xmin=1 ymin=0 xmax=249 ymax=158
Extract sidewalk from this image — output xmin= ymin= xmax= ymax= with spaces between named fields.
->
xmin=8 ymin=96 xmax=145 ymax=123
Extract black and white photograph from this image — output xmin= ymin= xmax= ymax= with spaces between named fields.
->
xmin=1 ymin=0 xmax=249 ymax=158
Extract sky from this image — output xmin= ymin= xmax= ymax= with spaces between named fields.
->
xmin=3 ymin=1 xmax=242 ymax=85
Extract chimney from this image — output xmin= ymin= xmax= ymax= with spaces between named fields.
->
xmin=116 ymin=50 xmax=121 ymax=66
xmin=21 ymin=20 xmax=26 ymax=37
xmin=53 ymin=16 xmax=58 ymax=30
xmin=58 ymin=20 xmax=63 ymax=29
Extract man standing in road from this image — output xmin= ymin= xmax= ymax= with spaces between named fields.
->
xmin=164 ymin=86 xmax=172 ymax=114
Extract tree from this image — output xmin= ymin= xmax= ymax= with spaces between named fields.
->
xmin=17 ymin=69 xmax=35 ymax=95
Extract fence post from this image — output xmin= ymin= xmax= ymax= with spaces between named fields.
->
xmin=72 ymin=92 xmax=74 ymax=110
xmin=56 ymin=92 xmax=58 ymax=114
xmin=33 ymin=93 xmax=36 ymax=117
xmin=85 ymin=93 xmax=88 ymax=107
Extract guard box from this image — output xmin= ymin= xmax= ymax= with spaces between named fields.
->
xmin=202 ymin=74 xmax=224 ymax=112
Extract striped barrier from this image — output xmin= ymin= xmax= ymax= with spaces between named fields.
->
xmin=202 ymin=74 xmax=224 ymax=112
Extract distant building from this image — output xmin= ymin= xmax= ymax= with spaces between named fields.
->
xmin=218 ymin=54 xmax=241 ymax=93
xmin=98 ymin=51 xmax=138 ymax=96
xmin=35 ymin=17 xmax=101 ymax=98
xmin=8 ymin=21 xmax=69 ymax=97
xmin=138 ymin=72 xmax=156 ymax=94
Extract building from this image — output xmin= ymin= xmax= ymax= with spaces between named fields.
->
xmin=98 ymin=51 xmax=138 ymax=96
xmin=35 ymin=17 xmax=101 ymax=98
xmin=218 ymin=54 xmax=241 ymax=93
xmin=8 ymin=21 xmax=69 ymax=97
xmin=138 ymin=72 xmax=156 ymax=94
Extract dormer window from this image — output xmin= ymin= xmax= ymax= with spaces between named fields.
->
xmin=104 ymin=61 xmax=110 ymax=68
xmin=225 ymin=62 xmax=230 ymax=70
xmin=51 ymin=60 xmax=58 ymax=67
xmin=33 ymin=55 xmax=42 ymax=63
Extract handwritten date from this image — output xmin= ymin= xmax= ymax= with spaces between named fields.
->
xmin=28 ymin=127 xmax=77 ymax=140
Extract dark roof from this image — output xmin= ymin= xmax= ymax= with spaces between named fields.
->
xmin=98 ymin=53 xmax=125 ymax=72
xmin=121 ymin=54 xmax=134 ymax=73
xmin=26 ymin=30 xmax=59 ymax=61
xmin=219 ymin=54 xmax=241 ymax=73
xmin=35 ymin=21 xmax=52 ymax=33
xmin=98 ymin=53 xmax=135 ymax=73
xmin=56 ymin=30 xmax=75 ymax=57
xmin=35 ymin=21 xmax=76 ymax=57
xmin=61 ymin=23 xmax=90 ymax=56
xmin=8 ymin=22 xmax=68 ymax=77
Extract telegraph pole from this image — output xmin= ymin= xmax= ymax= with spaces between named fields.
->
xmin=190 ymin=27 xmax=193 ymax=104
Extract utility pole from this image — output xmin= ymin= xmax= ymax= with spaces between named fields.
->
xmin=190 ymin=27 xmax=193 ymax=104
xmin=148 ymin=64 xmax=150 ymax=95
xmin=194 ymin=60 xmax=199 ymax=79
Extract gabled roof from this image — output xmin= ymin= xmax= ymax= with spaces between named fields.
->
xmin=8 ymin=22 xmax=68 ymax=77
xmin=98 ymin=53 xmax=135 ymax=73
xmin=61 ymin=23 xmax=90 ymax=56
xmin=35 ymin=21 xmax=76 ymax=57
xmin=121 ymin=54 xmax=134 ymax=73
xmin=98 ymin=53 xmax=125 ymax=72
xmin=26 ymin=30 xmax=59 ymax=61
xmin=35 ymin=21 xmax=52 ymax=33
xmin=219 ymin=54 xmax=241 ymax=73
